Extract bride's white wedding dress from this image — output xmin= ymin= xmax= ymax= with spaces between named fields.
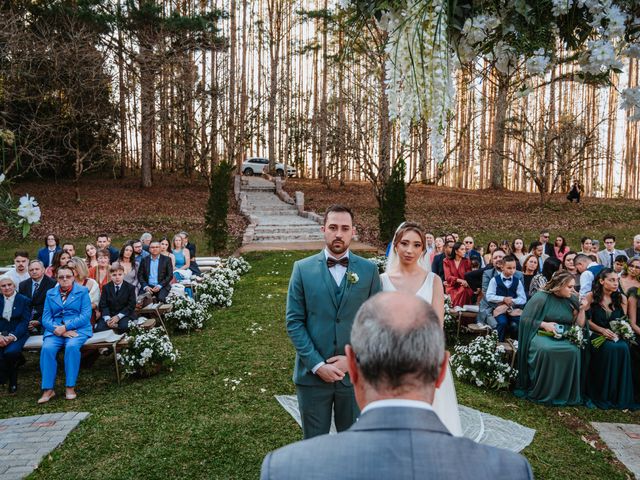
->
xmin=381 ymin=272 xmax=463 ymax=437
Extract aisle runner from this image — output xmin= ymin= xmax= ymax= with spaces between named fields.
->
xmin=592 ymin=422 xmax=640 ymax=478
xmin=275 ymin=395 xmax=535 ymax=453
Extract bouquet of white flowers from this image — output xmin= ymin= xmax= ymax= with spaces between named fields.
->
xmin=118 ymin=325 xmax=179 ymax=377
xmin=224 ymin=256 xmax=251 ymax=275
xmin=368 ymin=255 xmax=387 ymax=274
xmin=450 ymin=332 xmax=516 ymax=390
xmin=194 ymin=268 xmax=236 ymax=309
xmin=538 ymin=324 xmax=587 ymax=349
xmin=165 ymin=294 xmax=208 ymax=331
xmin=592 ymin=317 xmax=636 ymax=348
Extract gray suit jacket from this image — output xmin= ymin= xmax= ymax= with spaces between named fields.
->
xmin=598 ymin=249 xmax=627 ymax=268
xmin=261 ymin=407 xmax=533 ymax=480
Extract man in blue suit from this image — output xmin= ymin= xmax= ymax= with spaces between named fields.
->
xmin=286 ymin=205 xmax=381 ymax=439
xmin=0 ymin=275 xmax=31 ymax=393
xmin=263 ymin=292 xmax=533 ymax=479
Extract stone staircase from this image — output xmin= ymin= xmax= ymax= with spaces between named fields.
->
xmin=238 ymin=177 xmax=325 ymax=244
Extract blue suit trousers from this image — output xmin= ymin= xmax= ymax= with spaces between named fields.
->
xmin=40 ymin=334 xmax=90 ymax=389
xmin=495 ymin=313 xmax=520 ymax=342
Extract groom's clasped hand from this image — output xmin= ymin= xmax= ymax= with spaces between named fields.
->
xmin=317 ymin=355 xmax=348 ymax=382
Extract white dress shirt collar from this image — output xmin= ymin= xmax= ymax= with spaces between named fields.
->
xmin=323 ymin=248 xmax=350 ymax=262
xmin=361 ymin=398 xmax=434 ymax=415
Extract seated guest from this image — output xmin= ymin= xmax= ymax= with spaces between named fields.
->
xmin=486 ymin=255 xmax=527 ymax=341
xmin=530 ymin=257 xmax=561 ymax=297
xmin=432 ymin=239 xmax=454 ymax=283
xmin=591 ymin=239 xmax=601 ymax=256
xmin=96 ymin=233 xmax=119 ymax=263
xmin=159 ymin=237 xmax=176 ymax=270
xmin=85 ymin=243 xmax=98 ymax=268
xmin=140 ymin=232 xmax=153 ymax=252
xmin=561 ymin=251 xmax=580 ymax=292
xmin=132 ymin=240 xmax=150 ymax=265
xmin=138 ymin=241 xmax=173 ymax=303
xmin=0 ymin=275 xmax=31 ymax=393
xmin=444 ymin=242 xmax=473 ymax=308
xmin=68 ymin=258 xmax=100 ymax=327
xmin=62 ymin=243 xmax=76 ymax=257
xmin=575 ymin=253 xmax=603 ymax=301
xmin=580 ymin=236 xmax=594 ymax=256
xmin=478 ymin=249 xmax=509 ymax=327
xmin=45 ymin=250 xmax=71 ymax=279
xmin=261 ymin=292 xmax=533 ymax=480
xmin=516 ymin=272 xmax=587 ymax=405
xmin=38 ymin=265 xmax=92 ymax=403
xmin=462 ymin=236 xmax=483 ymax=267
xmin=180 ymin=231 xmax=200 ymax=275
xmin=18 ymin=260 xmax=56 ymax=334
xmin=89 ymin=249 xmax=111 ymax=292
xmin=430 ymin=237 xmax=444 ymax=262
xmin=598 ymin=234 xmax=628 ymax=269
xmin=499 ymin=239 xmax=512 ymax=256
xmin=528 ymin=241 xmax=548 ymax=273
xmin=96 ymin=263 xmax=137 ymax=334
xmin=118 ymin=242 xmax=139 ymax=294
xmin=620 ymin=257 xmax=640 ymax=295
xmin=483 ymin=240 xmax=499 ymax=267
xmin=586 ymin=269 xmax=635 ymax=409
xmin=614 ymin=255 xmax=627 ymax=276
xmin=37 ymin=234 xmax=61 ymax=269
xmin=625 ymin=234 xmax=640 ymax=258
xmin=539 ymin=229 xmax=556 ymax=258
xmin=521 ymin=254 xmax=540 ymax=300
xmin=7 ymin=251 xmax=30 ymax=287
xmin=512 ymin=237 xmax=526 ymax=264
xmin=554 ymin=235 xmax=569 ymax=262
xmin=172 ymin=234 xmax=191 ymax=280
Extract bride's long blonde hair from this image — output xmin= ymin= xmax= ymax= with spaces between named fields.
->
xmin=387 ymin=222 xmax=432 ymax=273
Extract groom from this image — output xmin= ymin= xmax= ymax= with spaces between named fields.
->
xmin=286 ymin=205 xmax=381 ymax=439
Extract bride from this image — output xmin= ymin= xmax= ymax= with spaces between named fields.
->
xmin=381 ymin=222 xmax=463 ymax=436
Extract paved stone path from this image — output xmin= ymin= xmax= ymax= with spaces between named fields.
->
xmin=592 ymin=422 xmax=640 ymax=478
xmin=0 ymin=412 xmax=90 ymax=479
xmin=239 ymin=177 xmax=325 ymax=244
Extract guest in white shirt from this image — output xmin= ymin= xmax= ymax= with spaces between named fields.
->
xmin=575 ymin=254 xmax=603 ymax=300
xmin=6 ymin=251 xmax=30 ymax=287
xmin=425 ymin=232 xmax=435 ymax=255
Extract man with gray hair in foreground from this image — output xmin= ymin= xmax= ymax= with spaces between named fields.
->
xmin=261 ymin=292 xmax=533 ymax=479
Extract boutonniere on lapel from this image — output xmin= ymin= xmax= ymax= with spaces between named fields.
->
xmin=346 ymin=271 xmax=359 ymax=285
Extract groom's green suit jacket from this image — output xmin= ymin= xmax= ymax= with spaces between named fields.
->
xmin=286 ymin=251 xmax=381 ymax=386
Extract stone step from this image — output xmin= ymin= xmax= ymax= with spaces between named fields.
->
xmin=254 ymin=225 xmax=321 ymax=234
xmin=242 ymin=186 xmax=276 ymax=192
xmin=253 ymin=232 xmax=325 ymax=241
xmin=244 ymin=207 xmax=298 ymax=214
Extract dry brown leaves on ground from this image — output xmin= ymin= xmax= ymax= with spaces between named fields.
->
xmin=284 ymin=179 xmax=640 ymax=247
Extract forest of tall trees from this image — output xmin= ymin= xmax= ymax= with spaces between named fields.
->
xmin=0 ymin=0 xmax=638 ymax=199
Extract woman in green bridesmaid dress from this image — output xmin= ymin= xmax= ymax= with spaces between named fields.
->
xmin=587 ymin=269 xmax=636 ymax=409
xmin=625 ymin=258 xmax=640 ymax=401
xmin=516 ymin=271 xmax=588 ymax=405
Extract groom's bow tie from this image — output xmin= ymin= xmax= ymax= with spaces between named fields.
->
xmin=327 ymin=257 xmax=349 ymax=268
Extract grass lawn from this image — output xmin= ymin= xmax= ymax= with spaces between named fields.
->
xmin=1 ymin=251 xmax=638 ymax=479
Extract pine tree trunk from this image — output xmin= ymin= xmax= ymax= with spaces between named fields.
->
xmin=489 ymin=71 xmax=509 ymax=189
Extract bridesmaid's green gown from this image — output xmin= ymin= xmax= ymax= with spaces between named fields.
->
xmin=515 ymin=291 xmax=584 ymax=405
xmin=587 ymin=303 xmax=636 ymax=409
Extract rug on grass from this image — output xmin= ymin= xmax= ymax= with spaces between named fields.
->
xmin=275 ymin=395 xmax=535 ymax=453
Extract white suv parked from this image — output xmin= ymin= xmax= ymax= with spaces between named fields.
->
xmin=241 ymin=157 xmax=296 ymax=177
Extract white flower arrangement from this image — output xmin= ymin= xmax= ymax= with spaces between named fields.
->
xmin=368 ymin=255 xmax=387 ymax=274
xmin=347 ymin=271 xmax=359 ymax=285
xmin=224 ymin=256 xmax=251 ymax=275
xmin=443 ymin=294 xmax=458 ymax=339
xmin=450 ymin=332 xmax=517 ymax=390
xmin=165 ymin=294 xmax=208 ymax=332
xmin=117 ymin=325 xmax=179 ymax=377
xmin=0 ymin=171 xmax=41 ymax=237
xmin=194 ymin=267 xmax=236 ymax=309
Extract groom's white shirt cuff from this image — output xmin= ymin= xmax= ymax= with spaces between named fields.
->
xmin=311 ymin=361 xmax=325 ymax=374
xmin=361 ymin=399 xmax=434 ymax=414
xmin=324 ymin=249 xmax=350 ymax=286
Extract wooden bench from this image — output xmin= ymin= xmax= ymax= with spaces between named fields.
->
xmin=137 ymin=303 xmax=172 ymax=333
